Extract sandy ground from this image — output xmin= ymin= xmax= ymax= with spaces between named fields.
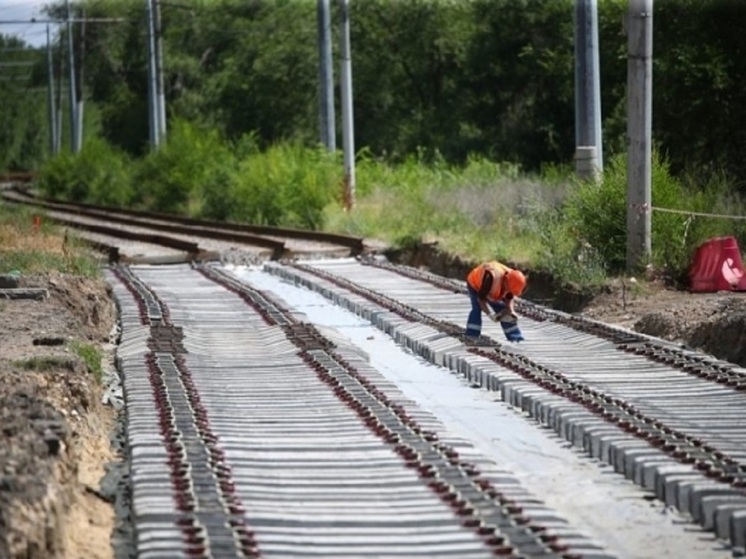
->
xmin=63 ymin=406 xmax=117 ymax=559
xmin=578 ymin=277 xmax=746 ymax=365
xmin=0 ymin=271 xmax=118 ymax=559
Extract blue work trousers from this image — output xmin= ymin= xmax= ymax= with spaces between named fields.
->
xmin=465 ymin=285 xmax=508 ymax=337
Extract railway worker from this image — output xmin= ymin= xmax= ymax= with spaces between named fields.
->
xmin=465 ymin=261 xmax=526 ymax=342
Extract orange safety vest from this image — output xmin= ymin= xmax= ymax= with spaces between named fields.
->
xmin=467 ymin=261 xmax=510 ymax=302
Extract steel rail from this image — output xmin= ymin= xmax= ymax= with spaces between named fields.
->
xmin=50 ymin=213 xmax=212 ymax=259
xmin=2 ymin=191 xmax=287 ymax=259
xmin=261 ymin=258 xmax=746 ymax=549
xmin=7 ymin=185 xmax=364 ymax=254
xmin=107 ymin=263 xmax=618 ymax=558
xmin=283 ymin=262 xmax=746 ymax=489
xmin=360 ymin=257 xmax=746 ymax=391
xmin=194 ymin=263 xmax=580 ymax=559
xmin=110 ymin=265 xmax=259 ymax=558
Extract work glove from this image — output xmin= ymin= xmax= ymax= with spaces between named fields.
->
xmin=498 ymin=309 xmax=518 ymax=323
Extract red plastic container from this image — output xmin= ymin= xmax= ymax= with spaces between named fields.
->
xmin=689 ymin=236 xmax=746 ymax=292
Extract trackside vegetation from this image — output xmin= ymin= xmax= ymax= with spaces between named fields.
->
xmin=35 ymin=122 xmax=746 ymax=290
xmin=4 ymin=0 xmax=746 ymax=291
xmin=0 ymin=205 xmax=100 ymax=277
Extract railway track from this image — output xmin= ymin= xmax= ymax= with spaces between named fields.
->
xmin=103 ymin=255 xmax=744 ymax=558
xmin=0 ymin=186 xmax=366 ymax=263
xmin=3 ymin=184 xmax=744 ymax=555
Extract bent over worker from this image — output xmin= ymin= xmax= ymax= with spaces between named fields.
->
xmin=465 ymin=261 xmax=527 ymax=342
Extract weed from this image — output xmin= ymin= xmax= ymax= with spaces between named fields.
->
xmin=15 ymin=355 xmax=77 ymax=372
xmin=69 ymin=340 xmax=104 ymax=384
xmin=0 ymin=205 xmax=101 ymax=277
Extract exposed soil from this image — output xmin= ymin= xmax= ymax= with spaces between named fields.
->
xmin=0 ymin=271 xmax=118 ymax=559
xmin=577 ymin=277 xmax=746 ymax=365
xmin=1 ymin=243 xmax=745 ymax=559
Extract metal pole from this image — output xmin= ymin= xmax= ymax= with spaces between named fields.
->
xmin=75 ymin=9 xmax=85 ymax=152
xmin=46 ymin=25 xmax=58 ymax=155
xmin=317 ymin=0 xmax=335 ymax=151
xmin=339 ymin=0 xmax=355 ymax=209
xmin=626 ymin=0 xmax=653 ymax=272
xmin=145 ymin=0 xmax=159 ymax=148
xmin=56 ymin=31 xmax=64 ymax=151
xmin=153 ymin=0 xmax=166 ymax=140
xmin=574 ymin=0 xmax=603 ymax=180
xmin=65 ymin=0 xmax=78 ymax=152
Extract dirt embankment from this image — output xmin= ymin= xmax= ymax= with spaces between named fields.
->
xmin=0 ymin=273 xmax=119 ymax=559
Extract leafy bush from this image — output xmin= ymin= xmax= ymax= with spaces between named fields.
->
xmin=37 ymin=138 xmax=133 ymax=206
xmin=132 ymin=119 xmax=236 ymax=216
xmin=533 ymin=205 xmax=608 ymax=288
xmin=549 ymin=150 xmax=746 ymax=283
xmin=227 ymin=142 xmax=339 ymax=229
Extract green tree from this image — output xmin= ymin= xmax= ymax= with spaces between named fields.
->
xmin=0 ymin=36 xmax=48 ymax=171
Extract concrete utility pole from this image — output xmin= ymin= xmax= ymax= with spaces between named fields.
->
xmin=626 ymin=0 xmax=653 ymax=272
xmin=1 ymin=15 xmax=126 ymax=154
xmin=574 ymin=0 xmax=603 ymax=180
xmin=75 ymin=10 xmax=85 ymax=152
xmin=46 ymin=25 xmax=58 ymax=155
xmin=56 ymin=37 xmax=64 ymax=152
xmin=153 ymin=0 xmax=166 ymax=141
xmin=64 ymin=0 xmax=78 ymax=152
xmin=317 ymin=0 xmax=336 ymax=151
xmin=145 ymin=0 xmax=160 ymax=148
xmin=339 ymin=0 xmax=355 ymax=209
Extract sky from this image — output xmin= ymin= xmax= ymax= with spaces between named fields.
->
xmin=0 ymin=0 xmax=54 ymax=47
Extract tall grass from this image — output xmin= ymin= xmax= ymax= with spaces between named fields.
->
xmin=551 ymin=151 xmax=746 ymax=285
xmin=0 ymin=205 xmax=100 ymax=276
xmin=325 ymin=152 xmax=567 ymax=267
xmin=34 ymin=132 xmax=746 ymax=290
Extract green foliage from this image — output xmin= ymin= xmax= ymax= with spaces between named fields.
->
xmin=69 ymin=340 xmax=104 ymax=384
xmin=0 ymin=36 xmax=48 ymax=171
xmin=133 ymin=119 xmax=236 ymax=216
xmin=228 ymin=142 xmax=340 ymax=229
xmin=14 ymin=356 xmax=78 ymax=373
xmin=533 ymin=205 xmax=609 ymax=288
xmin=203 ymin=1 xmax=321 ymax=144
xmin=350 ymin=0 xmax=478 ymax=162
xmin=548 ymin=150 xmax=746 ymax=284
xmin=651 ymin=0 xmax=746 ymax=183
xmin=559 ymin=155 xmax=628 ymax=273
xmin=4 ymin=0 xmax=746 ymax=199
xmin=326 ymin=154 xmax=558 ymax=265
xmin=0 ymin=204 xmax=101 ymax=277
xmin=37 ymin=138 xmax=133 ymax=205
